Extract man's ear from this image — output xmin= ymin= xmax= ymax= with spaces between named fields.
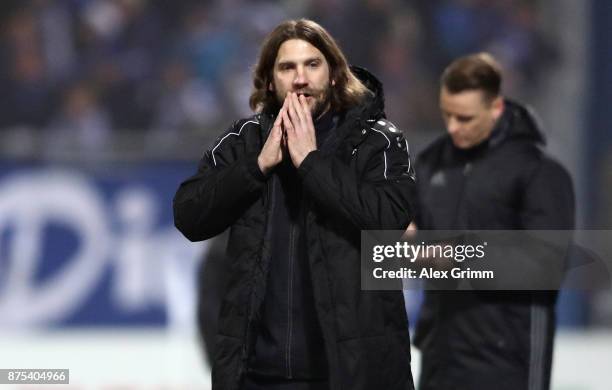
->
xmin=331 ymin=79 xmax=336 ymax=86
xmin=491 ymin=95 xmax=504 ymax=121
xmin=268 ymin=82 xmax=274 ymax=92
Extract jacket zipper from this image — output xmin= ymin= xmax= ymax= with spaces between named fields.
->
xmin=452 ymin=161 xmax=472 ymax=228
xmin=285 ymin=223 xmax=296 ymax=379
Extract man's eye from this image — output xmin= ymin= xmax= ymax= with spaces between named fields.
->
xmin=308 ymin=61 xmax=320 ymax=68
xmin=457 ymin=116 xmax=473 ymax=123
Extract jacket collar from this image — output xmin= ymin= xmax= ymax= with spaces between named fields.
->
xmin=489 ymin=98 xmax=546 ymax=148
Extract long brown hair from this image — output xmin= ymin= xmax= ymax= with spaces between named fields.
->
xmin=249 ymin=19 xmax=371 ymax=113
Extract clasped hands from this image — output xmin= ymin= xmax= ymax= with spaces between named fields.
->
xmin=257 ymin=92 xmax=317 ymax=175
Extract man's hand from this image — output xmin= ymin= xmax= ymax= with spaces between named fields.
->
xmin=402 ymin=222 xmax=418 ymax=240
xmin=403 ymin=222 xmax=456 ymax=272
xmin=283 ymin=92 xmax=317 ymax=168
xmin=257 ymin=98 xmax=287 ymax=175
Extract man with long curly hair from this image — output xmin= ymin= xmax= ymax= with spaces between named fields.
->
xmin=174 ymin=19 xmax=416 ymax=390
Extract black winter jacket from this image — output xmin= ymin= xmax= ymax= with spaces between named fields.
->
xmin=174 ymin=68 xmax=416 ymax=390
xmin=412 ymin=100 xmax=575 ymax=390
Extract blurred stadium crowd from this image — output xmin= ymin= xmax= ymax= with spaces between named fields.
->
xmin=1 ymin=3 xmax=611 ymax=388
xmin=0 ymin=0 xmax=558 ymax=160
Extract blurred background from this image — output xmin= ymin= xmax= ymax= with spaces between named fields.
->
xmin=0 ymin=0 xmax=610 ymax=388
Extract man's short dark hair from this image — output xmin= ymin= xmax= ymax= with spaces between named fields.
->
xmin=441 ymin=52 xmax=502 ymax=101
xmin=249 ymin=19 xmax=371 ymax=114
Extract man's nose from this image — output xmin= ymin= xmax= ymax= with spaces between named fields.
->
xmin=447 ymin=118 xmax=460 ymax=135
xmin=293 ymin=66 xmax=308 ymax=88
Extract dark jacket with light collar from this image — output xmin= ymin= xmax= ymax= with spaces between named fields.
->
xmin=174 ymin=67 xmax=416 ymax=390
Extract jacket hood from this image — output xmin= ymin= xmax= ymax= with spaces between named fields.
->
xmin=490 ymin=99 xmax=546 ymax=147
xmin=349 ymin=65 xmax=386 ymax=119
